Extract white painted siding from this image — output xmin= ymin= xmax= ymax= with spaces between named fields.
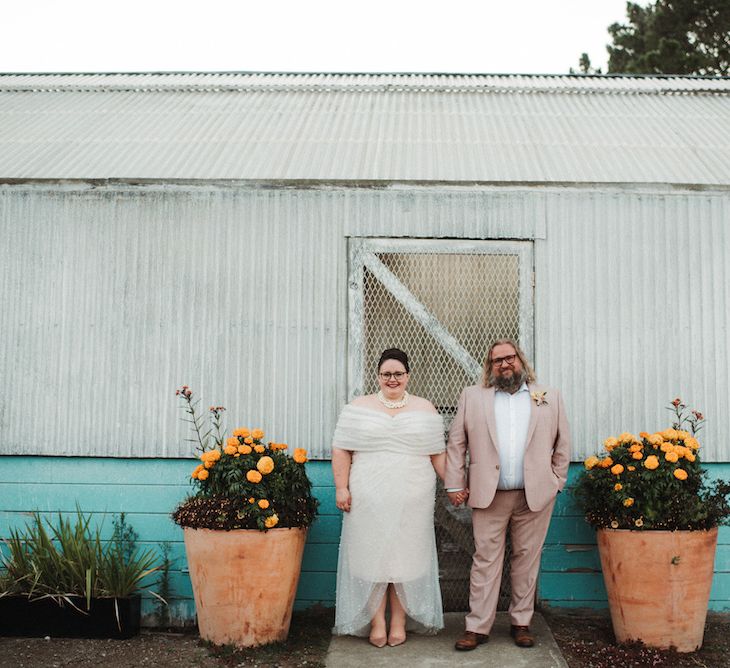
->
xmin=1 ymin=183 xmax=728 ymax=460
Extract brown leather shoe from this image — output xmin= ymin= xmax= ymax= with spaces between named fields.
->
xmin=454 ymin=630 xmax=489 ymax=651
xmin=510 ymin=625 xmax=534 ymax=648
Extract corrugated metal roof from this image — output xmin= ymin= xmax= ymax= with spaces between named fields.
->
xmin=1 ymin=72 xmax=729 ymax=184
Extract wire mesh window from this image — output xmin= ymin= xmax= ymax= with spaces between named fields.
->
xmin=348 ymin=238 xmax=534 ymax=611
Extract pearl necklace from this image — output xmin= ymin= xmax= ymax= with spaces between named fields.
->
xmin=377 ymin=390 xmax=409 ymax=409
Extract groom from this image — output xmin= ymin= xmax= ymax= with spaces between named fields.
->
xmin=445 ymin=339 xmax=571 ymax=650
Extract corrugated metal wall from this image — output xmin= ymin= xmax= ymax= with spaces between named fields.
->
xmin=0 ymin=183 xmax=728 ymax=460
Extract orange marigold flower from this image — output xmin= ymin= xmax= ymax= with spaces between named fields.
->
xmin=628 ymin=443 xmax=642 ymax=453
xmin=674 ymin=468 xmax=688 ymax=481
xmin=603 ymin=437 xmax=619 ymax=451
xmin=257 ymin=456 xmax=275 ymax=475
xmin=254 ymin=445 xmax=265 ymax=454
xmin=224 ymin=445 xmax=237 ymax=456
xmin=252 ymin=429 xmax=265 ymax=440
xmin=258 ymin=499 xmax=270 ymax=509
xmin=661 ymin=428 xmax=678 ymax=441
xmin=611 ymin=464 xmax=624 ymax=475
xmin=632 ymin=452 xmax=643 ymax=460
xmin=644 ymin=455 xmax=660 ymax=470
xmin=584 ymin=456 xmax=600 ymax=470
xmin=248 ymin=497 xmax=255 ymax=503
xmin=233 ymin=428 xmax=251 ymax=438
xmin=676 ymin=430 xmax=690 ymax=441
xmin=191 ymin=464 xmax=204 ymax=479
xmin=246 ymin=470 xmax=263 ymax=483
xmin=198 ymin=469 xmax=209 ymax=481
xmin=618 ymin=432 xmax=635 ymax=444
xmin=244 ymin=437 xmax=254 ymax=445
xmin=264 ymin=514 xmax=279 ymax=529
xmin=294 ymin=448 xmax=308 ymax=464
xmin=685 ymin=452 xmax=696 ymax=462
xmin=627 ymin=465 xmax=636 ymax=471
xmin=647 ymin=434 xmax=664 ymax=447
xmin=665 ymin=451 xmax=679 ymax=463
xmin=638 ymin=432 xmax=650 ymax=439
xmin=226 ymin=436 xmax=239 ymax=447
xmin=686 ymin=437 xmax=700 ymax=450
xmin=238 ymin=444 xmax=253 ymax=454
xmin=204 ymin=460 xmax=215 ymax=469
xmin=623 ymin=498 xmax=634 ymax=507
xmin=614 ymin=483 xmax=623 ymax=491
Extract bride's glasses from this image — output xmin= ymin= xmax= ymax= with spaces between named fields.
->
xmin=379 ymin=372 xmax=407 ymax=380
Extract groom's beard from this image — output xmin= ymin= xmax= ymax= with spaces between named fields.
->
xmin=492 ymin=368 xmax=527 ymax=393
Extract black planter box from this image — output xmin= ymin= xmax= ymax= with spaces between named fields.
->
xmin=0 ymin=595 xmax=141 ymax=639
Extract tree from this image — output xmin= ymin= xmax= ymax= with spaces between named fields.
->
xmin=606 ymin=0 xmax=730 ymax=76
xmin=570 ymin=53 xmax=602 ymax=74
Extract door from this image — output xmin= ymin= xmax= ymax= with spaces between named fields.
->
xmin=348 ymin=237 xmax=534 ymax=610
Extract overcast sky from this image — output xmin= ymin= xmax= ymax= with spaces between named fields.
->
xmin=2 ymin=1 xmax=633 ymax=75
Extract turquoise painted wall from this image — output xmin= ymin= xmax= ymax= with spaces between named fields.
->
xmin=1 ymin=458 xmax=729 ymax=625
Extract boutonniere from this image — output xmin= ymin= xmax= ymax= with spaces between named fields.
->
xmin=531 ymin=391 xmax=548 ymax=406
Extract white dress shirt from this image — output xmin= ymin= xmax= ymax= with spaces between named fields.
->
xmin=494 ymin=382 xmax=531 ymax=490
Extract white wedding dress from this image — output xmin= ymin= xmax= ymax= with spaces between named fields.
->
xmin=332 ymin=404 xmax=445 ymax=636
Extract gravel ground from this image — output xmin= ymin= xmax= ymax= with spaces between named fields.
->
xmin=2 ymin=607 xmax=730 ymax=668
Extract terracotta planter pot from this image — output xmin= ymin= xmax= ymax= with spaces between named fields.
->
xmin=597 ymin=527 xmax=717 ymax=652
xmin=184 ymin=526 xmax=307 ymax=647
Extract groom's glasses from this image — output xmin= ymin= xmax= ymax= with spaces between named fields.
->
xmin=491 ymin=354 xmax=516 ymax=367
xmin=379 ymin=372 xmax=408 ymax=380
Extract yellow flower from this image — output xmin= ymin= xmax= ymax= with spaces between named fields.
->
xmin=256 ymin=456 xmax=275 ymax=475
xmin=254 ymin=445 xmax=266 ymax=454
xmin=614 ymin=483 xmax=623 ymax=491
xmin=224 ymin=445 xmax=237 ymax=456
xmin=665 ymin=451 xmax=679 ymax=463
xmin=252 ymin=429 xmax=265 ymax=440
xmin=246 ymin=470 xmax=263 ymax=483
xmin=686 ymin=437 xmax=700 ymax=451
xmin=233 ymin=428 xmax=250 ymax=438
xmin=238 ymin=444 xmax=252 ymax=454
xmin=644 ymin=455 xmax=660 ymax=470
xmin=618 ymin=432 xmax=636 ymax=444
xmin=611 ymin=464 xmax=624 ymax=475
xmin=258 ymin=499 xmax=270 ymax=509
xmin=264 ymin=514 xmax=279 ymax=529
xmin=584 ymin=456 xmax=600 ymax=470
xmin=632 ymin=451 xmax=643 ymax=460
xmin=198 ymin=469 xmax=209 ymax=480
xmin=294 ymin=448 xmax=308 ymax=464
xmin=674 ymin=468 xmax=688 ymax=480
xmin=603 ymin=437 xmax=619 ymax=450
xmin=623 ymin=498 xmax=634 ymax=507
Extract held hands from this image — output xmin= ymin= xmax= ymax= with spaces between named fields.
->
xmin=336 ymin=487 xmax=352 ymax=513
xmin=447 ymin=489 xmax=469 ymax=507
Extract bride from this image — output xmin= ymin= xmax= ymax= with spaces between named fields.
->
xmin=331 ymin=348 xmax=459 ymax=647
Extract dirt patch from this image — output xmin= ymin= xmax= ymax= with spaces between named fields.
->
xmin=544 ymin=608 xmax=730 ymax=668
xmin=3 ymin=606 xmax=730 ymax=667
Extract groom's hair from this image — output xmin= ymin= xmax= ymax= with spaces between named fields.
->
xmin=482 ymin=338 xmax=536 ymax=388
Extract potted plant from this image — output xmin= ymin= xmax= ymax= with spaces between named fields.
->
xmin=172 ymin=386 xmax=318 ymax=648
xmin=574 ymin=398 xmax=730 ymax=652
xmin=0 ymin=510 xmax=161 ymax=639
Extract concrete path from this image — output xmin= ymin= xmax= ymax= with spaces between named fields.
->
xmin=325 ymin=611 xmax=568 ymax=667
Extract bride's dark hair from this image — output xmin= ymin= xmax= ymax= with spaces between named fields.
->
xmin=378 ymin=348 xmax=410 ymax=373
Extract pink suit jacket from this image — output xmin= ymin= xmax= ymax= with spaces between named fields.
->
xmin=445 ymin=383 xmax=571 ymax=512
